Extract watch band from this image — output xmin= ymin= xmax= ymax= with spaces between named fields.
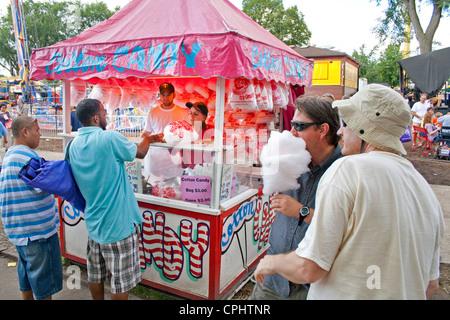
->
xmin=298 ymin=205 xmax=310 ymax=226
xmin=298 ymin=215 xmax=306 ymax=226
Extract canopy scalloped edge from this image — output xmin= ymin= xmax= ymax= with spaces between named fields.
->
xmin=30 ymin=32 xmax=314 ymax=87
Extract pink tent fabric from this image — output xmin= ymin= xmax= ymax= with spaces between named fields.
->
xmin=30 ymin=0 xmax=313 ymax=86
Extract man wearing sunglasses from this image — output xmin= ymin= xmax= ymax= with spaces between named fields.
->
xmin=254 ymin=84 xmax=444 ymax=299
xmin=250 ymin=96 xmax=342 ymax=300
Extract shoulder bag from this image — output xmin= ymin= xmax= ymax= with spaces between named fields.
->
xmin=18 ymin=140 xmax=86 ymax=212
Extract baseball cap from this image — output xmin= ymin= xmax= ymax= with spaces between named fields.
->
xmin=186 ymin=101 xmax=208 ymax=117
xmin=159 ymin=82 xmax=175 ymax=94
xmin=332 ymin=84 xmax=412 ymax=155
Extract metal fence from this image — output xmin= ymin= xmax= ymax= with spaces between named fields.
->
xmin=36 ymin=114 xmax=63 ymax=139
xmin=107 ymin=115 xmax=147 ymax=139
xmin=36 ymin=114 xmax=147 ymax=139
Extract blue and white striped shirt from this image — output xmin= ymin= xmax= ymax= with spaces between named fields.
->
xmin=0 ymin=145 xmax=58 ymax=246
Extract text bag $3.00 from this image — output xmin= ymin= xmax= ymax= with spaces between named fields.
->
xmin=18 ymin=140 xmax=86 ymax=212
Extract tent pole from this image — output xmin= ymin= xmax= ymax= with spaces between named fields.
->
xmin=62 ymin=79 xmax=71 ymax=149
xmin=399 ymin=65 xmax=404 ymax=94
xmin=211 ymin=76 xmax=225 ymax=210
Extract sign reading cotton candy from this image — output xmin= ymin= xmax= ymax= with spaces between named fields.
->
xmin=260 ymin=130 xmax=311 ymax=195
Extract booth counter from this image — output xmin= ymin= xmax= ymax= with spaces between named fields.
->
xmin=60 ymin=187 xmax=274 ymax=299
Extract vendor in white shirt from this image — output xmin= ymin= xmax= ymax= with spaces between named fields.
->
xmin=141 ymin=82 xmax=189 ymax=183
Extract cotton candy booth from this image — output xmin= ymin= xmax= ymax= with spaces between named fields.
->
xmin=29 ymin=0 xmax=313 ymax=299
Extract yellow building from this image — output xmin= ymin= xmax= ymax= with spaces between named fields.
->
xmin=292 ymin=46 xmax=360 ymax=99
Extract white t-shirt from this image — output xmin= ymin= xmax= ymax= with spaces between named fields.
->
xmin=144 ymin=104 xmax=188 ymax=134
xmin=411 ymin=101 xmax=430 ymax=123
xmin=143 ymin=104 xmax=188 ymax=181
xmin=296 ymin=151 xmax=444 ymax=300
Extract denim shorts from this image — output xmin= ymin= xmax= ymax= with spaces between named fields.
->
xmin=15 ymin=233 xmax=63 ymax=300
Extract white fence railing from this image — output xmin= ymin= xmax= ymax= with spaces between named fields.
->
xmin=35 ymin=115 xmax=147 ymax=139
xmin=107 ymin=115 xmax=147 ymax=139
xmin=36 ymin=114 xmax=63 ymax=139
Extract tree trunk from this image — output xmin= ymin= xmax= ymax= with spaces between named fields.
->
xmin=404 ymin=0 xmax=442 ymax=54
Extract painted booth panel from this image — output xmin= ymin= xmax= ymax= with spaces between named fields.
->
xmin=59 ymin=189 xmax=274 ymax=299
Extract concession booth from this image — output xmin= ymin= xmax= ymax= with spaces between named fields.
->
xmin=29 ymin=0 xmax=313 ymax=299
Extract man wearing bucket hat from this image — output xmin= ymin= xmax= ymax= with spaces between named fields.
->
xmin=254 ymin=84 xmax=444 ymax=299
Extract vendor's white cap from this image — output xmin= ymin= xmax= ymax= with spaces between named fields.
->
xmin=332 ymin=84 xmax=412 ymax=155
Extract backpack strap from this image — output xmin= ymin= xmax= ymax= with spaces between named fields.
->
xmin=65 ymin=139 xmax=74 ymax=162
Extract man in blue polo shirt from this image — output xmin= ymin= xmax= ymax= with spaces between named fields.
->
xmin=68 ymin=99 xmax=162 ymax=300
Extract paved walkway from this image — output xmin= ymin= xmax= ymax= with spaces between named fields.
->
xmin=430 ymin=184 xmax=450 ymax=264
xmin=0 ymin=253 xmax=143 ymax=300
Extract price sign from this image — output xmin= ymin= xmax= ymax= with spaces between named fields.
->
xmin=181 ymin=176 xmax=211 ymax=205
xmin=126 ymin=161 xmax=143 ymax=194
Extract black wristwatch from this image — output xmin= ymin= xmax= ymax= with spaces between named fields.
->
xmin=298 ymin=205 xmax=310 ymax=225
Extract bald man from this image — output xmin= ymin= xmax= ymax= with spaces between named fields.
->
xmin=0 ymin=116 xmax=62 ymax=300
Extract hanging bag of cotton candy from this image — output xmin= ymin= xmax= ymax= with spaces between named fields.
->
xmin=260 ymin=130 xmax=311 ymax=195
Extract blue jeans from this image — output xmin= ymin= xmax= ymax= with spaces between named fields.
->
xmin=15 ymin=233 xmax=63 ymax=299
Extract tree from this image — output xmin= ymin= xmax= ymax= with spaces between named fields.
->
xmin=377 ymin=43 xmax=403 ymax=87
xmin=372 ymin=0 xmax=450 ymax=53
xmin=242 ymin=0 xmax=311 ymax=46
xmin=0 ymin=0 xmax=118 ymax=76
xmin=352 ymin=45 xmax=380 ymax=83
xmin=352 ymin=43 xmax=402 ymax=87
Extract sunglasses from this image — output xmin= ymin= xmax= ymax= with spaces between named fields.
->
xmin=24 ymin=118 xmax=38 ymax=128
xmin=290 ymin=120 xmax=321 ymax=132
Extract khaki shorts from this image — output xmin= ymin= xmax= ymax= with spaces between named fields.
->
xmin=87 ymin=231 xmax=141 ymax=294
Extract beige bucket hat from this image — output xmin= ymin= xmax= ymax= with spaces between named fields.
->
xmin=332 ymin=84 xmax=412 ymax=155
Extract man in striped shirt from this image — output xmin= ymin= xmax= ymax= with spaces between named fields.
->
xmin=0 ymin=116 xmax=62 ymax=300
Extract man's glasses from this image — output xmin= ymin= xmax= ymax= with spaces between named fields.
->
xmin=24 ymin=118 xmax=38 ymax=128
xmin=290 ymin=120 xmax=321 ymax=132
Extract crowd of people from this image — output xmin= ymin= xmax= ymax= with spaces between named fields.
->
xmin=0 ymin=98 xmax=35 ymax=149
xmin=0 ymin=83 xmax=446 ymax=300
xmin=408 ymin=91 xmax=449 ymax=149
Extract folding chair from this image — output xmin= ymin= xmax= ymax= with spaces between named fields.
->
xmin=436 ymin=126 xmax=450 ymax=160
xmin=441 ymin=126 xmax=450 ymax=143
xmin=412 ymin=125 xmax=434 ymax=156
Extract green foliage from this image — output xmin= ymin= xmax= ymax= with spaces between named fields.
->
xmin=242 ymin=0 xmax=311 ymax=46
xmin=0 ymin=0 xmax=118 ymax=76
xmin=352 ymin=45 xmax=380 ymax=83
xmin=377 ymin=43 xmax=403 ymax=87
xmin=352 ymin=43 xmax=403 ymax=87
xmin=371 ymin=0 xmax=408 ymax=41
xmin=370 ymin=0 xmax=450 ymax=53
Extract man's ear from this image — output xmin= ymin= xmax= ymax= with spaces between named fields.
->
xmin=21 ymin=127 xmax=29 ymax=138
xmin=319 ymin=123 xmax=330 ymax=139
